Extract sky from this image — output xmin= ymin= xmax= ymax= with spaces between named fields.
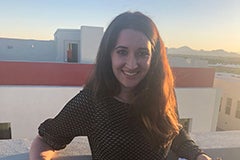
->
xmin=0 ymin=0 xmax=239 ymax=54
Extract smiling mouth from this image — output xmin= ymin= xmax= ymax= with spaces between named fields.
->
xmin=122 ymin=70 xmax=139 ymax=76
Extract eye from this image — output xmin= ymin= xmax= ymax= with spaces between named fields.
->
xmin=116 ymin=49 xmax=128 ymax=56
xmin=137 ymin=50 xmax=150 ymax=57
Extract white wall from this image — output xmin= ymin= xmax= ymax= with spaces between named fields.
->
xmin=80 ymin=26 xmax=103 ymax=63
xmin=0 ymin=86 xmax=220 ymax=139
xmin=175 ymin=88 xmax=221 ymax=132
xmin=0 ymin=86 xmax=82 ymax=139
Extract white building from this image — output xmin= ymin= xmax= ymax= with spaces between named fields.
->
xmin=55 ymin=26 xmax=103 ymax=63
xmin=0 ymin=26 xmax=104 ymax=63
xmin=214 ymin=73 xmax=240 ymax=130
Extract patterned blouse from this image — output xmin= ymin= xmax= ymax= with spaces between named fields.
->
xmin=39 ymin=88 xmax=204 ymax=160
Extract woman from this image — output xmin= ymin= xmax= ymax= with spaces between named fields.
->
xmin=30 ymin=11 xmax=211 ymax=160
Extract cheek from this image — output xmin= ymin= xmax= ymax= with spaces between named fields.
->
xmin=111 ymin=55 xmax=117 ymax=70
xmin=111 ymin=56 xmax=120 ymax=76
xmin=141 ymin=57 xmax=152 ymax=71
xmin=111 ymin=54 xmax=124 ymax=69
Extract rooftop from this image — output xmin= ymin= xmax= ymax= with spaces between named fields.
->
xmin=0 ymin=131 xmax=240 ymax=160
xmin=215 ymin=72 xmax=240 ymax=81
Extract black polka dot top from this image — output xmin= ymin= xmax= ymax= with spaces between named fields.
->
xmin=39 ymin=88 xmax=204 ymax=160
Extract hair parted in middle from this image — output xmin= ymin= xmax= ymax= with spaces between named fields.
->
xmin=86 ymin=11 xmax=180 ymax=149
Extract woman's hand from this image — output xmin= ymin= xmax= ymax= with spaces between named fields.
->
xmin=196 ymin=154 xmax=212 ymax=160
xmin=29 ymin=135 xmax=56 ymax=160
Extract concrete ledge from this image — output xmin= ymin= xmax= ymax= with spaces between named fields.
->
xmin=191 ymin=130 xmax=240 ymax=160
xmin=0 ymin=139 xmax=30 ymax=160
xmin=191 ymin=130 xmax=240 ymax=149
xmin=1 ymin=131 xmax=240 ymax=160
xmin=0 ymin=137 xmax=91 ymax=160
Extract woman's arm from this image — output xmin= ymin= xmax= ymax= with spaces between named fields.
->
xmin=196 ymin=154 xmax=212 ymax=160
xmin=29 ymin=135 xmax=56 ymax=160
xmin=170 ymin=128 xmax=212 ymax=160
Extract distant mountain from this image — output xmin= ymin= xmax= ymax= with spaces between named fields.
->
xmin=167 ymin=46 xmax=240 ymax=57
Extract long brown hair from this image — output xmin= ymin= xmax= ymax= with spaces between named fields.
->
xmin=86 ymin=11 xmax=180 ymax=149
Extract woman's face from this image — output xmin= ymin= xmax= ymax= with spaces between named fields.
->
xmin=111 ymin=29 xmax=152 ymax=92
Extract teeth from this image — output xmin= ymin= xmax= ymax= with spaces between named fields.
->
xmin=124 ymin=71 xmax=137 ymax=76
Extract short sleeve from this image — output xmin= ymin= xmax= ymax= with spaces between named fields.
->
xmin=170 ymin=129 xmax=205 ymax=160
xmin=38 ymin=88 xmax=95 ymax=150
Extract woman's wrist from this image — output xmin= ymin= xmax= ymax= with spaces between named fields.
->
xmin=196 ymin=153 xmax=212 ymax=160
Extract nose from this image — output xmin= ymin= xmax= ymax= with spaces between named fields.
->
xmin=126 ymin=53 xmax=138 ymax=69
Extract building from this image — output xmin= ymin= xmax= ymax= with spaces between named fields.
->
xmin=0 ymin=37 xmax=56 ymax=62
xmin=0 ymin=58 xmax=226 ymax=159
xmin=169 ymin=57 xmax=221 ymax=133
xmin=214 ymin=73 xmax=240 ymax=130
xmin=0 ymin=61 xmax=220 ymax=139
xmin=55 ymin=26 xmax=103 ymax=63
xmin=0 ymin=27 xmax=220 ymax=139
xmin=0 ymin=26 xmax=104 ymax=63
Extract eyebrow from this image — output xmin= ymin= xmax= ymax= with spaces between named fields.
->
xmin=114 ymin=46 xmax=128 ymax=50
xmin=114 ymin=46 xmax=149 ymax=51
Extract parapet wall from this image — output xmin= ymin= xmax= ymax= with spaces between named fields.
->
xmin=0 ymin=61 xmax=215 ymax=87
xmin=0 ymin=131 xmax=240 ymax=160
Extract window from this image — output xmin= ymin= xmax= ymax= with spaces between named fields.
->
xmin=225 ymin=97 xmax=232 ymax=115
xmin=0 ymin=123 xmax=12 ymax=139
xmin=219 ymin=97 xmax=223 ymax=112
xmin=66 ymin=43 xmax=78 ymax=62
xmin=179 ymin=118 xmax=192 ymax=133
xmin=235 ymin=101 xmax=240 ymax=119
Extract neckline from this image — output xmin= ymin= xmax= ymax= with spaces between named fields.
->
xmin=113 ymin=96 xmax=131 ymax=105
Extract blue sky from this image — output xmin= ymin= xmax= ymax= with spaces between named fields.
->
xmin=0 ymin=0 xmax=239 ymax=53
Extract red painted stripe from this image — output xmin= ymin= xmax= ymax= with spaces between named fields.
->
xmin=0 ymin=62 xmax=215 ymax=87
xmin=0 ymin=61 xmax=93 ymax=86
xmin=172 ymin=67 xmax=215 ymax=87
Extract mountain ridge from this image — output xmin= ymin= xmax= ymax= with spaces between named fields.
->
xmin=167 ymin=46 xmax=240 ymax=57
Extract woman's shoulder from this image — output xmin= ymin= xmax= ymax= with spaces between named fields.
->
xmin=81 ymin=87 xmax=108 ymax=103
xmin=81 ymin=87 xmax=129 ymax=108
xmin=80 ymin=87 xmax=94 ymax=96
xmin=75 ymin=87 xmax=96 ymax=105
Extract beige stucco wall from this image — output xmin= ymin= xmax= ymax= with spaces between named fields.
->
xmin=214 ymin=73 xmax=240 ymax=130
